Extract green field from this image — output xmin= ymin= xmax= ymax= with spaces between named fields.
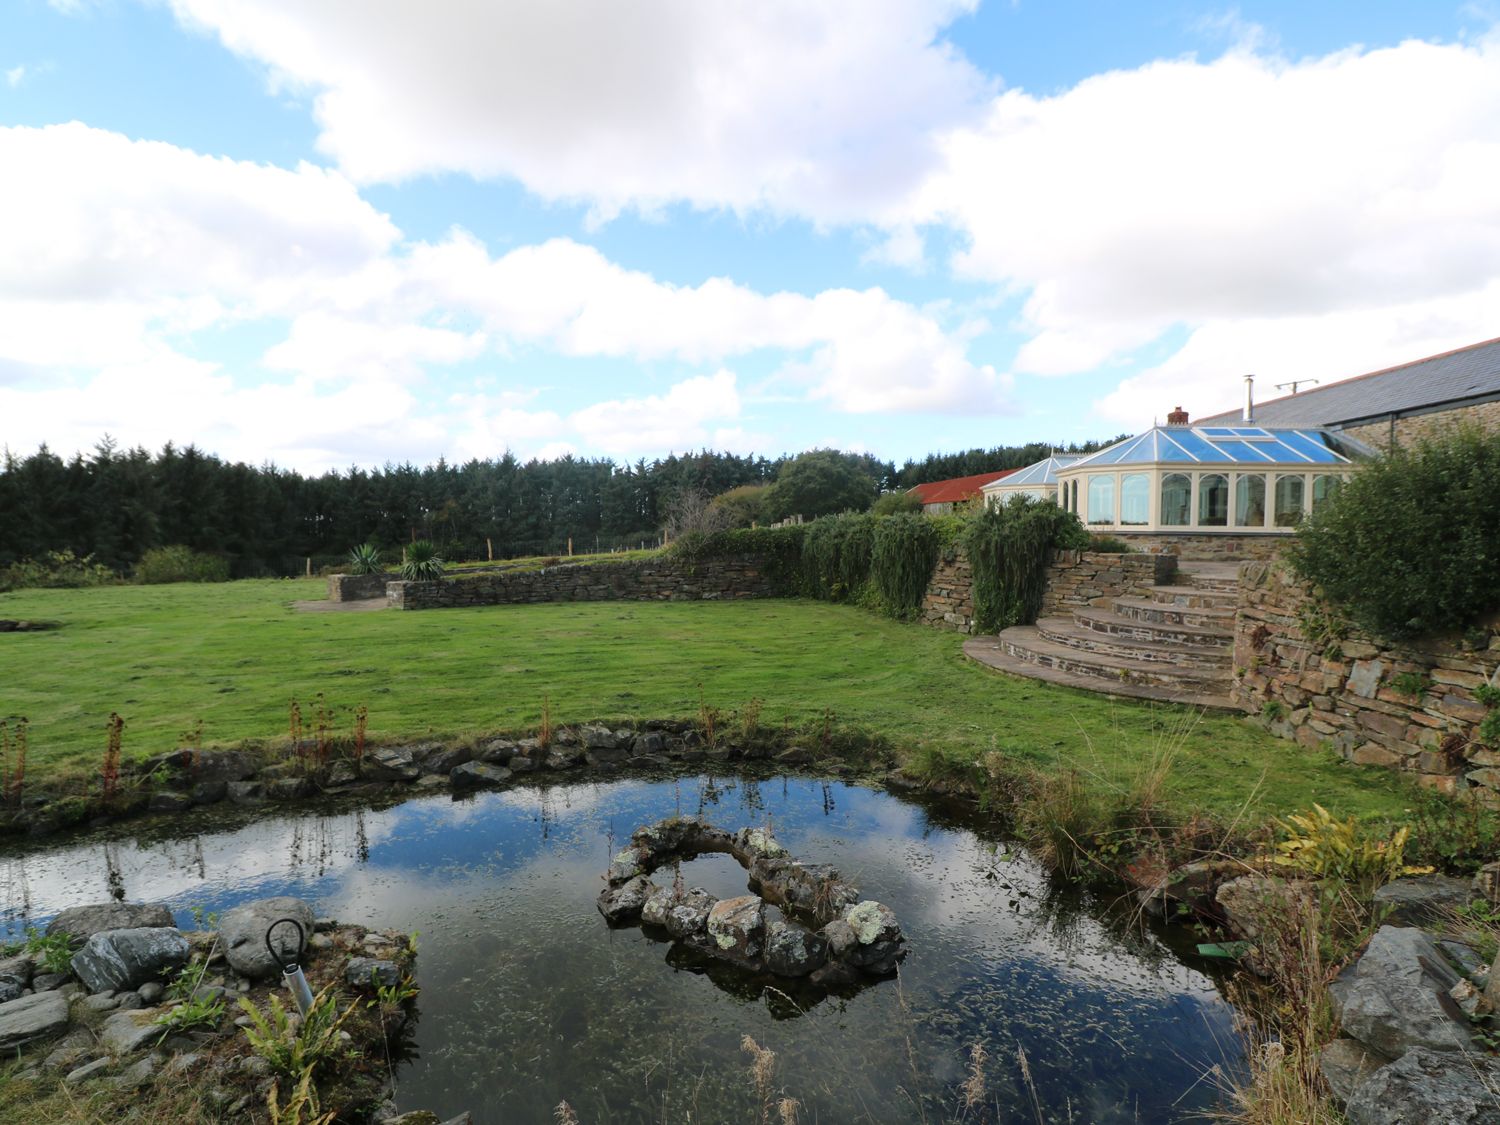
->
xmin=0 ymin=579 xmax=1419 ymax=821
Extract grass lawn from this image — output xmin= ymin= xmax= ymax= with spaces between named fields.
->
xmin=0 ymin=579 xmax=1420 ymax=822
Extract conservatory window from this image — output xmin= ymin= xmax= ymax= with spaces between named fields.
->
xmin=1198 ymin=474 xmax=1229 ymax=527
xmin=1160 ymin=473 xmax=1191 ymax=527
xmin=1120 ymin=473 xmax=1149 ymax=525
xmin=1310 ymin=474 xmax=1339 ymax=515
xmin=1234 ymin=474 xmax=1267 ymax=528
xmin=1086 ymin=474 xmax=1116 ymax=525
xmin=1274 ymin=474 xmax=1306 ymax=527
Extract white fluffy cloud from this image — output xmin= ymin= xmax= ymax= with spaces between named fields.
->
xmin=165 ymin=0 xmax=990 ymax=221
xmin=909 ymin=36 xmax=1500 ymax=392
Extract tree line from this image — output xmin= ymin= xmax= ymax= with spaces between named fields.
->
xmin=0 ymin=434 xmax=1121 ymax=577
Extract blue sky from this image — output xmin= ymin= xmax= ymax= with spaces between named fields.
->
xmin=2 ymin=1 xmax=1497 ymax=473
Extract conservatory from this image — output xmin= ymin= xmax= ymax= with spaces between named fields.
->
xmin=980 ymin=453 xmax=1083 ymax=505
xmin=1053 ymin=426 xmax=1366 ymax=534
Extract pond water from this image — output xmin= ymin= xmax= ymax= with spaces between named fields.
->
xmin=0 ymin=774 xmax=1244 ymax=1123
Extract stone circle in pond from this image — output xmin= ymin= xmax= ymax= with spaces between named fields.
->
xmin=596 ymin=816 xmax=905 ymax=987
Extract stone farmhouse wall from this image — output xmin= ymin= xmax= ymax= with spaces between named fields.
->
xmin=1341 ymin=398 xmax=1500 ymax=451
xmin=387 ymin=555 xmax=778 ymax=609
xmin=1231 ymin=560 xmax=1500 ymax=805
xmin=327 ymin=573 xmax=390 ymax=601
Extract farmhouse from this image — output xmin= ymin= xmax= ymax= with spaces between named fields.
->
xmin=1194 ymin=334 xmax=1500 ymax=448
xmin=906 ymin=469 xmax=1015 ymax=513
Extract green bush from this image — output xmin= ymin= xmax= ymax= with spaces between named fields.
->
xmin=1088 ymin=534 xmax=1132 ymax=553
xmin=134 ymin=546 xmax=231 ymax=585
xmin=1288 ymin=427 xmax=1500 ymax=639
xmin=870 ymin=513 xmax=940 ymax=618
xmin=669 ymin=525 xmax=806 ymax=592
xmin=763 ymin=450 xmax=879 ymax=521
xmin=963 ymin=495 xmax=1089 ymax=633
xmin=872 ymin=490 xmax=924 ymax=516
xmin=0 ymin=550 xmax=116 ymax=592
xmin=801 ymin=513 xmax=877 ymax=601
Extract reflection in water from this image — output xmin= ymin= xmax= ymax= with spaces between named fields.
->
xmin=0 ymin=774 xmax=1243 ymax=1123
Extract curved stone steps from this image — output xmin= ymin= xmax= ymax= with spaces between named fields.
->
xmin=964 ymin=635 xmax=1236 ymax=711
xmin=1034 ymin=617 xmax=1230 ymax=668
xmin=1113 ymin=596 xmax=1234 ymax=629
xmin=1145 ymin=584 xmax=1238 ymax=609
xmin=1071 ymin=606 xmax=1231 ymax=649
xmin=997 ymin=626 xmax=1228 ymax=689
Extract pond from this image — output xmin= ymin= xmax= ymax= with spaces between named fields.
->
xmin=1 ymin=773 xmax=1244 ymax=1123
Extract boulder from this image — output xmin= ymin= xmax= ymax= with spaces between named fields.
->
xmin=580 ymin=724 xmax=620 ymax=750
xmin=477 ymin=740 xmax=517 ymax=764
xmin=345 ymin=957 xmax=403 ymax=990
xmin=596 ymin=877 xmax=652 ymax=924
xmin=156 ymin=749 xmax=258 ymax=785
xmin=323 ymin=762 xmax=359 ymax=787
xmin=1215 ymin=874 xmax=1316 ymax=941
xmin=1320 ymin=1037 xmax=1387 ymax=1105
xmin=764 ymin=921 xmax=829 ymax=977
xmin=706 ymin=896 xmax=766 ymax=962
xmin=1372 ymin=876 xmax=1476 ymax=926
xmin=363 ymin=747 xmax=420 ymax=783
xmin=64 ymin=1057 xmax=112 ymax=1085
xmin=47 ymin=903 xmax=176 ymax=942
xmin=508 ymin=756 xmax=536 ymax=774
xmin=423 ymin=746 xmax=473 ymax=775
xmin=449 ymin=762 xmax=512 ymax=792
xmin=631 ymin=732 xmax=667 ymax=754
xmin=70 ymin=928 xmax=190 ymax=994
xmin=607 ymin=846 xmax=647 ymax=884
xmin=189 ymin=780 xmax=228 ymax=805
xmin=0 ymin=954 xmax=33 ymax=1002
xmin=219 ymin=897 xmax=316 ymax=980
xmin=99 ymin=1008 xmax=162 ymax=1055
xmin=226 ymin=781 xmax=265 ymax=804
xmin=266 ymin=777 xmax=313 ymax=800
xmin=0 ymin=991 xmax=70 ymax=1050
xmin=663 ymin=890 xmax=718 ymax=939
xmin=641 ymin=886 xmax=675 ymax=928
xmin=1343 ymin=1047 xmax=1500 ymax=1124
xmin=1488 ymin=946 xmax=1500 ymax=1011
xmin=147 ymin=792 xmax=193 ymax=814
xmin=1330 ymin=926 xmax=1477 ymax=1059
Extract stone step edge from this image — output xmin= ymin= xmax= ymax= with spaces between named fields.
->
xmin=963 ymin=637 xmax=1238 ymax=712
xmin=1070 ymin=607 xmax=1232 ymax=647
xmin=997 ymin=627 xmax=1232 ymax=691
xmin=1035 ymin=618 xmax=1231 ymax=667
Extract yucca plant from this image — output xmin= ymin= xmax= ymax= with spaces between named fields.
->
xmin=400 ymin=540 xmax=445 ymax=580
xmin=347 ymin=543 xmax=382 ymax=575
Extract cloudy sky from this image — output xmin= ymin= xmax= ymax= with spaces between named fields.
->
xmin=3 ymin=1 xmax=1498 ymax=473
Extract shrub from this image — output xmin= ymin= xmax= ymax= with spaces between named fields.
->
xmin=135 ymin=545 xmax=230 ymax=584
xmin=870 ymin=513 xmax=939 ymax=618
xmin=1288 ymin=427 xmax=1500 ymax=639
xmin=763 ymin=450 xmax=879 ymax=521
xmin=963 ymin=495 xmax=1089 ymax=633
xmin=707 ymin=483 xmax=772 ymax=528
xmin=346 ymin=543 xmax=383 ymax=575
xmin=872 ymin=489 xmax=923 ymax=516
xmin=1087 ymin=534 xmax=1132 ymax=553
xmin=400 ymin=540 xmax=445 ymax=580
xmin=1272 ymin=804 xmax=1431 ymax=897
xmin=669 ymin=525 xmax=805 ymax=592
xmin=0 ymin=550 xmax=115 ymax=592
xmin=801 ymin=513 xmax=876 ymax=601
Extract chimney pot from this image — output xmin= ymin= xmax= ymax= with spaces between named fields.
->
xmin=1166 ymin=406 xmax=1189 ymax=425
xmin=1243 ymin=375 xmax=1255 ymax=423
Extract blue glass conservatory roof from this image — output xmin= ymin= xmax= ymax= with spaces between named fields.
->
xmin=984 ymin=453 xmax=1083 ymax=488
xmin=1067 ymin=426 xmax=1363 ymax=469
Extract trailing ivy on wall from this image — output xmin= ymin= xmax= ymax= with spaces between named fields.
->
xmin=801 ymin=514 xmax=876 ymax=602
xmin=963 ymin=496 xmax=1090 ymax=634
xmin=870 ymin=513 xmax=940 ymax=619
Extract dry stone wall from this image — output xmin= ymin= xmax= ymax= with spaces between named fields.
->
xmin=388 ymin=555 xmax=778 ymax=609
xmin=1232 ymin=560 xmax=1500 ymax=804
xmin=919 ymin=551 xmax=975 ymax=633
xmin=327 ymin=573 xmax=389 ymax=601
xmin=1039 ymin=550 xmax=1177 ymax=617
xmin=1112 ymin=533 xmax=1286 ymax=561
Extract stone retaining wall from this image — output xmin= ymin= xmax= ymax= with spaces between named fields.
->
xmin=1231 ymin=560 xmax=1500 ymax=804
xmin=1111 ymin=533 xmax=1286 ymax=561
xmin=327 ymin=573 xmax=390 ymax=601
xmin=919 ymin=551 xmax=975 ymax=633
xmin=388 ymin=555 xmax=778 ymax=609
xmin=1039 ymin=550 xmax=1177 ymax=617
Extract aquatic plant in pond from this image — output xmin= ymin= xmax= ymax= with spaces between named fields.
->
xmin=0 ymin=774 xmax=1244 ymax=1124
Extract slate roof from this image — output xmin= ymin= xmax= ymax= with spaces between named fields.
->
xmin=1066 ymin=426 xmax=1360 ymax=469
xmin=907 ymin=470 xmax=1016 ymax=505
xmin=1196 ymin=337 xmax=1500 ymax=429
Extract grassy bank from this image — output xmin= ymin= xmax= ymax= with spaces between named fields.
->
xmin=0 ymin=578 xmax=1418 ymax=822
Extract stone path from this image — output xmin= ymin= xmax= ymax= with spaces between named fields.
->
xmin=964 ymin=561 xmax=1239 ymax=711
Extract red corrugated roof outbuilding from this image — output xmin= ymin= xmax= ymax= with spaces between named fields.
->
xmin=906 ymin=470 xmax=1017 ymax=505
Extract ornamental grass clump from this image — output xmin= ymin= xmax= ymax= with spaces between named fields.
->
xmin=1288 ymin=426 xmax=1500 ymax=640
xmin=963 ymin=495 xmax=1089 ymax=633
xmin=869 ymin=512 xmax=939 ymax=619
